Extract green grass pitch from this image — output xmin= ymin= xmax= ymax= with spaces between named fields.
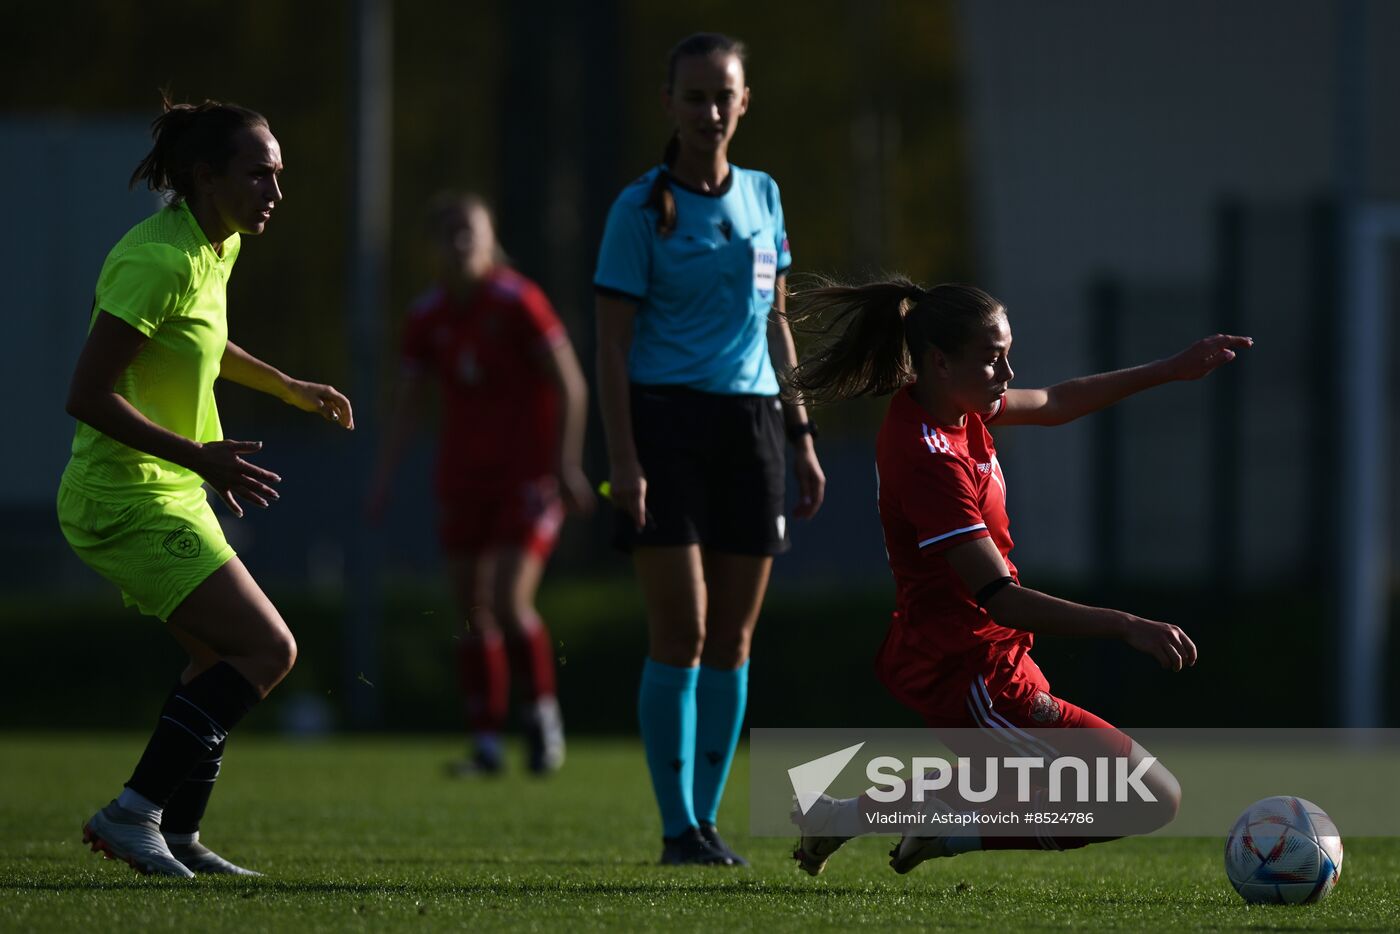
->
xmin=3 ymin=734 xmax=1400 ymax=931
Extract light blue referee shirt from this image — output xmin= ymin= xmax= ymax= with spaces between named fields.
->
xmin=594 ymin=165 xmax=792 ymax=395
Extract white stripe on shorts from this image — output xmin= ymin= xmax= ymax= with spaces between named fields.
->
xmin=965 ymin=676 xmax=1060 ymax=761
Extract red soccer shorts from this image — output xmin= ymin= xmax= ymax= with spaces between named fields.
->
xmin=920 ymin=655 xmax=1135 ymax=760
xmin=438 ymin=476 xmax=564 ymax=560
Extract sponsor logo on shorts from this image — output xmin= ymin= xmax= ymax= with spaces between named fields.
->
xmin=163 ymin=525 xmax=202 ymax=559
xmin=1031 ymin=691 xmax=1062 ymax=724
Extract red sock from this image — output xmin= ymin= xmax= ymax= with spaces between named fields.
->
xmin=504 ymin=615 xmax=556 ymax=701
xmin=456 ymin=633 xmax=508 ymax=733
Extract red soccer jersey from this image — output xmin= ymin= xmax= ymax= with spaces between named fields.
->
xmin=873 ymin=385 xmax=1043 ymax=718
xmin=400 ymin=268 xmax=566 ymax=496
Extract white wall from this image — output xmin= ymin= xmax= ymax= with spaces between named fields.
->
xmin=953 ymin=0 xmax=1398 ymax=580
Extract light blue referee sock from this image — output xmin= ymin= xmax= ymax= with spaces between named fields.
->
xmin=692 ymin=660 xmax=749 ymax=826
xmin=638 ymin=659 xmax=699 ymax=838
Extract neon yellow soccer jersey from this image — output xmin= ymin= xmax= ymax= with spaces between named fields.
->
xmin=61 ymin=201 xmax=240 ymax=499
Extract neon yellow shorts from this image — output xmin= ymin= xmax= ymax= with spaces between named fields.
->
xmin=56 ymin=481 xmax=236 ymax=621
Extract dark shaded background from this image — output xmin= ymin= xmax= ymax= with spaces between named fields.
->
xmin=3 ymin=0 xmax=1396 ymax=732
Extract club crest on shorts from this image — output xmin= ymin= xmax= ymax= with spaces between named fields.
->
xmin=1030 ymin=691 xmax=1062 ymax=724
xmin=163 ymin=525 xmax=202 ymax=559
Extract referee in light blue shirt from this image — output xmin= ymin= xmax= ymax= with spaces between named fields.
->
xmin=597 ymin=162 xmax=790 ymax=395
xmin=593 ymin=32 xmax=826 ymax=867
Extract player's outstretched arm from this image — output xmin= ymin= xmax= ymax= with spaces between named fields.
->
xmin=996 ymin=333 xmax=1253 ymax=427
xmin=942 ymin=537 xmax=1198 ymax=671
xmin=220 ymin=340 xmax=354 ymax=429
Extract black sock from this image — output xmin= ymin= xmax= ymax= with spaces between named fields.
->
xmin=125 ymin=662 xmax=260 ymax=808
xmin=159 ymin=678 xmax=227 ymax=835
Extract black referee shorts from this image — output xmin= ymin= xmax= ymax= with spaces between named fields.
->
xmin=614 ymin=383 xmax=789 ymax=556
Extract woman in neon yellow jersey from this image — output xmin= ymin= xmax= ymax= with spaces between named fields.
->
xmin=58 ymin=94 xmax=352 ymax=877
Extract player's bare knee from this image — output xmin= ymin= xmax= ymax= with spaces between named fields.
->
xmin=651 ymin=633 xmax=704 ymax=667
xmin=1138 ymin=766 xmax=1181 ymax=830
xmin=258 ymin=630 xmax=297 ymax=685
xmin=648 ymin=616 xmax=704 ymax=666
xmin=1155 ymin=770 xmax=1182 ymax=821
xmin=460 ymin=600 xmax=498 ymax=636
xmin=653 ymin=648 xmax=703 ymax=667
xmin=700 ymin=641 xmax=749 ymax=670
xmin=465 ymin=615 xmax=502 ymax=640
xmin=490 ymin=602 xmax=532 ymax=637
xmin=281 ymin=632 xmax=298 ymax=674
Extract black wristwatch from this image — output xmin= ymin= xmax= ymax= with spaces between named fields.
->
xmin=786 ymin=420 xmax=818 ymax=444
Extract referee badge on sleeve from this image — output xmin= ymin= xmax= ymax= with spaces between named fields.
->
xmin=753 ymin=246 xmax=777 ymax=297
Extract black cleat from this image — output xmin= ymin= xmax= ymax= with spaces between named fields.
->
xmin=659 ymin=827 xmax=733 ymax=866
xmin=699 ymin=822 xmax=749 ymax=867
xmin=888 ymin=833 xmax=955 ymax=875
xmin=164 ymin=835 xmax=262 ymax=876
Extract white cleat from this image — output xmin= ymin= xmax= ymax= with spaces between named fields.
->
xmin=164 ymin=834 xmax=262 ymax=876
xmin=525 ymin=697 xmax=565 ymax=775
xmin=888 ymin=833 xmax=956 ymax=875
xmin=791 ymin=794 xmax=855 ymax=876
xmin=82 ymin=802 xmax=194 ymax=878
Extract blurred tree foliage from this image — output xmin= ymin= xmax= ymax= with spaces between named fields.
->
xmin=4 ymin=0 xmax=968 ymax=436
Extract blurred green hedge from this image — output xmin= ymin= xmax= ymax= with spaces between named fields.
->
xmin=1 ymin=576 xmax=1386 ymax=733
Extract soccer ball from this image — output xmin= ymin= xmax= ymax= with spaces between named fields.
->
xmin=1224 ymin=796 xmax=1343 ymax=904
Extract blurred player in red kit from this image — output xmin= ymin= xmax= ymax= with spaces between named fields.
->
xmin=372 ymin=192 xmax=594 ymax=774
